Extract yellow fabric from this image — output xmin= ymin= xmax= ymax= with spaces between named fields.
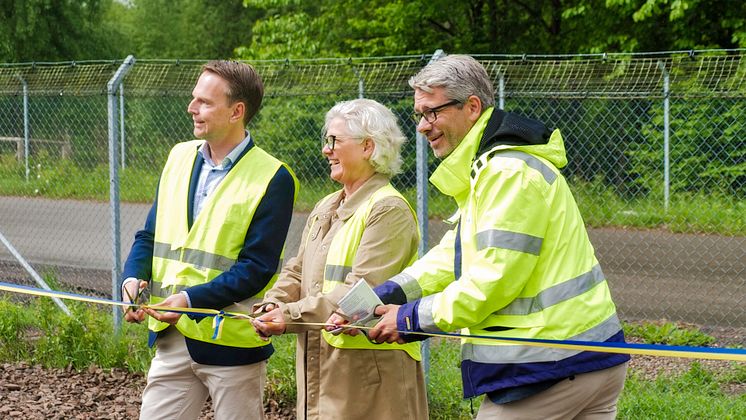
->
xmin=150 ymin=140 xmax=297 ymax=348
xmin=319 ymin=184 xmax=422 ymax=360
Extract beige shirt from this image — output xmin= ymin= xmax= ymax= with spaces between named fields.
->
xmin=263 ymin=173 xmax=428 ymax=420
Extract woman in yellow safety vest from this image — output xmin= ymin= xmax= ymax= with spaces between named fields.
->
xmin=252 ymin=99 xmax=428 ymax=420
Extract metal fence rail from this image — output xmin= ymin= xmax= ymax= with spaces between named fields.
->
xmin=0 ymin=50 xmax=744 ymax=332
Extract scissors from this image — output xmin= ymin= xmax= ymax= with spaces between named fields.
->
xmin=329 ymin=308 xmax=382 ymax=344
xmin=123 ymin=282 xmax=149 ymax=313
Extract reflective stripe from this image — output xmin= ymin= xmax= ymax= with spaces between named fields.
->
xmin=496 ymin=265 xmax=605 ymax=316
xmin=390 ymin=272 xmax=422 ymax=301
xmin=462 ymin=313 xmax=622 ymax=364
xmin=417 ymin=294 xmax=446 ymax=333
xmin=153 ymin=241 xmax=236 ymax=273
xmin=183 ymin=248 xmax=235 ymax=272
xmin=151 ymin=280 xmax=184 ymax=298
xmin=324 ymin=264 xmax=352 ymax=283
xmin=150 ymin=280 xmax=263 ymax=308
xmin=492 ymin=150 xmax=557 ymax=185
xmin=476 ymin=229 xmax=543 ymax=256
xmin=153 ymin=241 xmax=180 ymax=261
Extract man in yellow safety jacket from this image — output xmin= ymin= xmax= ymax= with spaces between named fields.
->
xmin=366 ymin=55 xmax=629 ymax=419
xmin=120 ymin=60 xmax=297 ymax=420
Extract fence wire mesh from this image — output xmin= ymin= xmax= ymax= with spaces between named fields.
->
xmin=0 ymin=52 xmax=743 ymax=371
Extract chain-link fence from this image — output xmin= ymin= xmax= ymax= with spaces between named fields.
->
xmin=0 ymin=51 xmax=744 ymax=332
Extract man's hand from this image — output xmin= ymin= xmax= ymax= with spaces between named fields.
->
xmin=143 ymin=293 xmax=187 ymax=325
xmin=367 ymin=304 xmax=405 ymax=344
xmin=122 ymin=280 xmax=147 ymax=324
xmin=251 ymin=308 xmax=287 ymax=341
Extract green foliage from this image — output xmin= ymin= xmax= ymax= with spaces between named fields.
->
xmin=0 ymin=296 xmax=152 ymax=372
xmin=623 ymin=321 xmax=716 ymax=347
xmin=0 ymin=0 xmax=128 ymax=62
xmin=571 ymin=177 xmax=746 ymax=235
xmin=631 ymin=97 xmax=746 ymax=199
xmin=619 ymin=364 xmax=746 ymax=419
xmin=265 ymin=334 xmax=297 ymax=407
xmin=123 ymin=0 xmax=263 ymax=59
xmin=427 ymin=338 xmax=478 ymax=420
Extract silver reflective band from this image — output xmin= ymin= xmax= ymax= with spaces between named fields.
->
xmin=324 ymin=264 xmax=352 ymax=282
xmin=476 ymin=229 xmax=543 ymax=255
xmin=496 ymin=264 xmax=605 ymax=316
xmin=153 ymin=241 xmax=180 ymax=261
xmin=153 ymin=241 xmax=236 ymax=273
xmin=183 ymin=248 xmax=235 ymax=273
xmin=491 ymin=150 xmax=557 ymax=185
xmin=461 ymin=313 xmax=622 ymax=364
xmin=151 ymin=280 xmax=186 ymax=298
xmin=417 ymin=294 xmax=447 ymax=333
xmin=389 ymin=272 xmax=422 ymax=301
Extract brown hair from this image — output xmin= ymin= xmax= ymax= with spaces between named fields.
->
xmin=202 ymin=60 xmax=264 ymax=125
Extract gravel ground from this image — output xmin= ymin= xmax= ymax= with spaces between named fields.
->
xmin=1 ymin=326 xmax=743 ymax=419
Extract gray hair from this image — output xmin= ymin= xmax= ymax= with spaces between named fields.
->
xmin=323 ymin=98 xmax=406 ymax=177
xmin=408 ymin=54 xmax=495 ymax=108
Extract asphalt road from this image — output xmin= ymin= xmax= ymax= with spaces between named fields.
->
xmin=1 ymin=197 xmax=744 ymax=326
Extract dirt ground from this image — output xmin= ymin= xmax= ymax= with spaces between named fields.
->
xmin=1 ymin=326 xmax=743 ymax=420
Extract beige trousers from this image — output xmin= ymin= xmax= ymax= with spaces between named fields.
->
xmin=139 ymin=329 xmax=266 ymax=420
xmin=476 ymin=362 xmax=628 ymax=420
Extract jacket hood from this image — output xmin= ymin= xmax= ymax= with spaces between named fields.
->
xmin=430 ymin=107 xmax=567 ymax=202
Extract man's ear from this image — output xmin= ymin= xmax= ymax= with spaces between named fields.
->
xmin=465 ymin=95 xmax=483 ymax=123
xmin=231 ymin=101 xmax=246 ymax=123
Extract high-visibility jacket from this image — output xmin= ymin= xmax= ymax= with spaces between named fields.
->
xmin=318 ymin=184 xmax=422 ymax=360
xmin=149 ymin=140 xmax=296 ymax=348
xmin=380 ymin=107 xmax=629 ymax=397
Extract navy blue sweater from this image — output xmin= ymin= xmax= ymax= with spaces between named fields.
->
xmin=122 ymin=139 xmax=295 ymax=366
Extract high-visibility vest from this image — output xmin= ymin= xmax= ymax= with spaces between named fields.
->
xmin=319 ymin=184 xmax=422 ymax=360
xmin=149 ymin=140 xmax=297 ymax=348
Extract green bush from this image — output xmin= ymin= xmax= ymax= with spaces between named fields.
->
xmin=623 ymin=321 xmax=716 ymax=347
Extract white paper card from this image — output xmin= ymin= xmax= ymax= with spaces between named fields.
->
xmin=337 ymin=279 xmax=382 ymax=322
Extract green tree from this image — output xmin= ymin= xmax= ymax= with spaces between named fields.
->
xmin=123 ymin=0 xmax=264 ymax=59
xmin=0 ymin=0 xmax=127 ymax=62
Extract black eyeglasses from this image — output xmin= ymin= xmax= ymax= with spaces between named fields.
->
xmin=322 ymin=135 xmax=338 ymax=151
xmin=411 ymin=99 xmax=461 ymax=124
xmin=322 ymin=134 xmax=363 ymax=151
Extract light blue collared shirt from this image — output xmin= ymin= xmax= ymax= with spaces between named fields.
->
xmin=193 ymin=130 xmax=252 ymax=221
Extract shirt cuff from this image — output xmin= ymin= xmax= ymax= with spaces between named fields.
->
xmin=180 ymin=291 xmax=192 ymax=308
xmin=121 ymin=277 xmax=138 ymax=299
xmin=396 ymin=301 xmax=428 ymax=342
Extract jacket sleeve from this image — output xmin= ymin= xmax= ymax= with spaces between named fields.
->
xmin=397 ymin=158 xmax=550 ymax=337
xmin=283 ymin=196 xmax=419 ymax=333
xmin=121 ymin=197 xmax=157 ymax=286
xmin=374 ymin=225 xmax=457 ymax=305
xmin=261 ymin=201 xmax=321 ymax=308
xmin=186 ymin=166 xmax=296 ymax=310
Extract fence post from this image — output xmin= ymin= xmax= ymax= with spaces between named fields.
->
xmin=416 ymin=48 xmax=446 ymax=383
xmin=657 ymin=60 xmax=670 ymax=211
xmin=498 ymin=71 xmax=505 ymax=110
xmin=120 ymin=83 xmax=126 ymax=169
xmin=108 ymin=55 xmax=135 ymax=332
xmin=15 ymin=75 xmax=29 ymax=181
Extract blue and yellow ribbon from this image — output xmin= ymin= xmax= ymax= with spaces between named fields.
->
xmin=1 ymin=281 xmax=745 ymax=362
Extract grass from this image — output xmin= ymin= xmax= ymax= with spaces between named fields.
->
xmin=1 ymin=154 xmax=743 ymax=235
xmin=0 ymin=296 xmax=743 ymax=418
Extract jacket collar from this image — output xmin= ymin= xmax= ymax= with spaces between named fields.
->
xmin=429 ymin=107 xmax=495 ymax=204
xmin=327 ymin=173 xmax=391 ymax=221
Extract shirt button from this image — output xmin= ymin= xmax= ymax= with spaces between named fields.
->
xmin=321 ymin=245 xmax=327 ymax=250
